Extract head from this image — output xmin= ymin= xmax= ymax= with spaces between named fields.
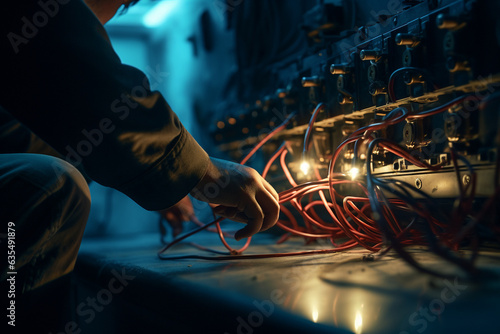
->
xmin=84 ymin=0 xmax=140 ymax=25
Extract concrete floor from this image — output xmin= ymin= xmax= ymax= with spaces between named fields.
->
xmin=73 ymin=232 xmax=500 ymax=334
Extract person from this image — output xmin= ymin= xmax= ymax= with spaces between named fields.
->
xmin=0 ymin=0 xmax=279 ymax=329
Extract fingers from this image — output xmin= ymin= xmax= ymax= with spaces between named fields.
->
xmin=212 ymin=205 xmax=249 ymax=224
xmin=163 ymin=207 xmax=181 ymax=222
xmin=162 ymin=208 xmax=184 ymax=236
xmin=255 ymin=187 xmax=280 ymax=232
xmin=262 ymin=178 xmax=279 ymax=202
xmin=170 ymin=220 xmax=183 ymax=237
xmin=213 ymin=202 xmax=264 ymax=240
xmin=163 ymin=207 xmax=185 ymax=230
xmin=234 ymin=199 xmax=264 ymax=241
xmin=191 ymin=157 xmax=281 ymax=240
xmin=259 ymin=178 xmax=280 ymax=231
xmin=159 ymin=196 xmax=197 ymax=237
xmin=178 ymin=196 xmax=195 ymax=220
xmin=211 ymin=172 xmax=279 ymax=240
xmin=214 ymin=184 xmax=278 ymax=240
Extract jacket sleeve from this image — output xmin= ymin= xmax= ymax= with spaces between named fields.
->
xmin=0 ymin=0 xmax=209 ymax=210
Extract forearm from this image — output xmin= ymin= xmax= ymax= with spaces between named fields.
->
xmin=0 ymin=0 xmax=209 ymax=210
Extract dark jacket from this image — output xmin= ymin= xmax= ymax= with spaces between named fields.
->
xmin=0 ymin=0 xmax=209 ymax=210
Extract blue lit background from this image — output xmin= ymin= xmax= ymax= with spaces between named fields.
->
xmin=85 ymin=0 xmax=236 ymax=237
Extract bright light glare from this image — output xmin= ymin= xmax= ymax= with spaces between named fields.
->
xmin=300 ymin=161 xmax=311 ymax=175
xmin=350 ymin=167 xmax=360 ymax=180
xmin=143 ymin=1 xmax=177 ymax=28
xmin=355 ymin=311 xmax=363 ymax=334
xmin=312 ymin=308 xmax=319 ymax=323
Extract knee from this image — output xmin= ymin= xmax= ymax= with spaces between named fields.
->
xmin=0 ymin=154 xmax=91 ymax=222
xmin=0 ymin=155 xmax=91 ymax=291
xmin=44 ymin=157 xmax=92 ymax=219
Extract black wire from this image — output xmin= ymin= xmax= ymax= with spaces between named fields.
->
xmin=388 ymin=67 xmax=436 ymax=102
xmin=366 ymin=138 xmax=477 ymax=277
xmin=370 ymin=144 xmax=477 ymax=275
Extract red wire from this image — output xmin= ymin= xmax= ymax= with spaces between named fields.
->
xmin=303 ymin=103 xmax=326 ymax=152
xmin=159 ymin=93 xmax=489 ymax=270
xmin=240 ymin=112 xmax=296 ymax=165
xmin=262 ymin=144 xmax=285 ymax=178
xmin=280 ymin=149 xmax=298 ymax=187
xmin=213 ymin=112 xmax=296 ymax=254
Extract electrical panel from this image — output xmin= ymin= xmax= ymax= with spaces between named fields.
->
xmin=212 ymin=0 xmax=499 ymax=201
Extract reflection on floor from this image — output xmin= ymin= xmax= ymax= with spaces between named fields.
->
xmin=75 ymin=232 xmax=500 ymax=334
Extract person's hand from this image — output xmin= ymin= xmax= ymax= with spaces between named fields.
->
xmin=157 ymin=196 xmax=196 ymax=237
xmin=190 ymin=157 xmax=280 ymax=240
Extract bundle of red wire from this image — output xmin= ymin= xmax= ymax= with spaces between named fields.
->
xmin=159 ymin=93 xmax=500 ymax=277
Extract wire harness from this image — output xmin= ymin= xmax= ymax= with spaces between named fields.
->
xmin=159 ymin=93 xmax=499 ymax=278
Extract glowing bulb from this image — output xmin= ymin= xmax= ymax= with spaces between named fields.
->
xmin=350 ymin=167 xmax=360 ymax=180
xmin=312 ymin=308 xmax=319 ymax=323
xmin=300 ymin=161 xmax=311 ymax=175
xmin=355 ymin=311 xmax=363 ymax=334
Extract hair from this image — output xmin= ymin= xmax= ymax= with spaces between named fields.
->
xmin=123 ymin=0 xmax=140 ymax=9
xmin=120 ymin=0 xmax=140 ymax=14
